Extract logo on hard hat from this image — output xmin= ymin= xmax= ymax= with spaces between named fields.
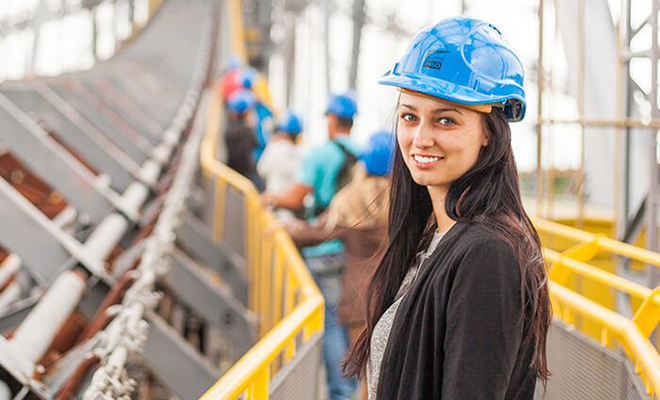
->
xmin=423 ymin=50 xmax=450 ymax=70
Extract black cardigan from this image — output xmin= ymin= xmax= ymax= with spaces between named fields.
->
xmin=375 ymin=221 xmax=537 ymax=400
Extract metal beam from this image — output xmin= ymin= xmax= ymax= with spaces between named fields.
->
xmin=348 ymin=0 xmax=365 ymax=90
xmin=112 ymin=240 xmax=146 ymax=280
xmin=42 ymin=336 xmax=100 ymax=398
xmin=143 ymin=312 xmax=220 ymax=400
xmin=46 ymin=81 xmax=150 ymax=164
xmin=2 ymin=85 xmax=139 ymax=192
xmin=77 ymin=279 xmax=112 ymax=321
xmin=0 ymin=295 xmax=38 ymax=334
xmin=62 ymin=78 xmax=156 ymax=153
xmin=103 ymin=69 xmax=177 ymax=127
xmin=165 ymin=250 xmax=255 ymax=355
xmin=176 ymin=212 xmax=248 ymax=304
xmin=78 ymin=77 xmax=163 ymax=144
xmin=649 ymin=0 xmax=660 ymax=286
xmin=323 ymin=0 xmax=331 ymax=94
xmin=0 ymin=0 xmax=111 ymax=37
xmin=0 ymin=93 xmax=114 ymax=223
xmin=0 ymin=178 xmax=103 ymax=283
xmin=8 ymin=271 xmax=87 ymax=367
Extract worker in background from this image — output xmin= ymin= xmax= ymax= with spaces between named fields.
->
xmin=257 ymin=110 xmax=304 ymax=221
xmin=218 ymin=57 xmax=243 ymax=102
xmin=262 ymin=93 xmax=360 ymax=400
xmin=224 ymin=89 xmax=263 ymax=190
xmin=238 ymin=67 xmax=274 ymax=162
xmin=285 ymin=130 xmax=395 ymax=400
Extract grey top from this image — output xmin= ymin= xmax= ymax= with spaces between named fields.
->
xmin=367 ymin=229 xmax=447 ymax=400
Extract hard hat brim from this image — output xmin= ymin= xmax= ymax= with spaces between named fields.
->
xmin=378 ymin=71 xmax=526 ymax=122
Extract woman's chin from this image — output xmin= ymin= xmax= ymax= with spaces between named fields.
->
xmin=412 ymin=174 xmax=451 ymax=187
xmin=411 ymin=174 xmax=444 ymax=187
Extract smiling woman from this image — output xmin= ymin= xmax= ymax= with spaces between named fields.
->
xmin=342 ymin=16 xmax=551 ymax=400
xmin=397 ymin=90 xmax=488 ymax=187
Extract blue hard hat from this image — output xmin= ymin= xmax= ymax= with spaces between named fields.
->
xmin=378 ymin=17 xmax=526 ymax=122
xmin=239 ymin=67 xmax=257 ymax=89
xmin=325 ymin=93 xmax=358 ymax=119
xmin=276 ymin=110 xmax=303 ymax=136
xmin=227 ymin=89 xmax=256 ymax=113
xmin=360 ymin=130 xmax=396 ymax=177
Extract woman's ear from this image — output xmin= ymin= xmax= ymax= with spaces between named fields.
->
xmin=480 ymin=114 xmax=490 ymax=147
xmin=481 ymin=131 xmax=490 ymax=147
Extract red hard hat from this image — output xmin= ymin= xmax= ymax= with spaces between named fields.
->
xmin=220 ymin=68 xmax=241 ymax=100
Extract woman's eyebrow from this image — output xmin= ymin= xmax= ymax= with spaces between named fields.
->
xmin=399 ymin=103 xmax=463 ymax=115
xmin=431 ymin=107 xmax=463 ymax=115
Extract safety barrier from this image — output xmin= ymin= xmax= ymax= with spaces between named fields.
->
xmin=198 ymin=85 xmax=324 ymax=399
xmin=197 ymin=1 xmax=324 ymax=397
xmin=535 ymin=217 xmax=660 ymax=396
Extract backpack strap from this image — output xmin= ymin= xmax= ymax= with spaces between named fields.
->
xmin=310 ymin=140 xmax=358 ymax=218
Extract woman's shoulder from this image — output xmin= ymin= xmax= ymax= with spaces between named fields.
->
xmin=435 ymin=222 xmax=515 ymax=255
xmin=463 ymin=223 xmax=515 ymax=248
xmin=428 ymin=223 xmax=520 ymax=284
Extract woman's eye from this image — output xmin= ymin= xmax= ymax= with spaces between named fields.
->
xmin=401 ymin=113 xmax=417 ymax=122
xmin=437 ymin=117 xmax=456 ymax=126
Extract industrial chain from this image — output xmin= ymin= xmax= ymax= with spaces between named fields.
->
xmin=81 ymin=14 xmax=214 ymax=400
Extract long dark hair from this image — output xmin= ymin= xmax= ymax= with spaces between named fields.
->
xmin=342 ymin=107 xmax=552 ymax=382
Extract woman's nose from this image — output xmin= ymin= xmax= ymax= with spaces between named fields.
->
xmin=412 ymin=124 xmax=434 ymax=148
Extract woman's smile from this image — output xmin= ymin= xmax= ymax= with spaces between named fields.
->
xmin=411 ymin=154 xmax=444 ymax=169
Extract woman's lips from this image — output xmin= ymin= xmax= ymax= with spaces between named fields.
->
xmin=411 ymin=154 xmax=443 ymax=169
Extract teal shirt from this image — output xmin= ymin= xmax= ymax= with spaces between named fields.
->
xmin=296 ymin=135 xmax=360 ymax=257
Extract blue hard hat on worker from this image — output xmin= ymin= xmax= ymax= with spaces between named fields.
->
xmin=378 ymin=16 xmax=527 ymax=122
xmin=226 ymin=89 xmax=256 ymax=113
xmin=276 ymin=110 xmax=303 ymax=137
xmin=238 ymin=67 xmax=258 ymax=89
xmin=325 ymin=93 xmax=358 ymax=119
xmin=361 ymin=130 xmax=395 ymax=177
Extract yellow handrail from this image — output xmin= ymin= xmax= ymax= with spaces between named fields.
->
xmin=198 ymin=87 xmax=323 ymax=400
xmin=534 ymin=217 xmax=660 ymax=267
xmin=536 ymin=217 xmax=660 ymax=394
xmin=544 ymin=248 xmax=652 ymax=302
xmin=550 ymin=282 xmax=660 ymax=394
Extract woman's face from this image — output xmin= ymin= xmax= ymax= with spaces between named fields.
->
xmin=396 ymin=91 xmax=488 ymax=189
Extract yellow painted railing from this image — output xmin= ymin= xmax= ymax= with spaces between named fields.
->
xmin=198 ymin=89 xmax=323 ymax=400
xmin=228 ymin=0 xmax=248 ymax=63
xmin=536 ymin=217 xmax=660 ymax=395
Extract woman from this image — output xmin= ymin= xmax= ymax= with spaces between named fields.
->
xmin=342 ymin=17 xmax=551 ymax=400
